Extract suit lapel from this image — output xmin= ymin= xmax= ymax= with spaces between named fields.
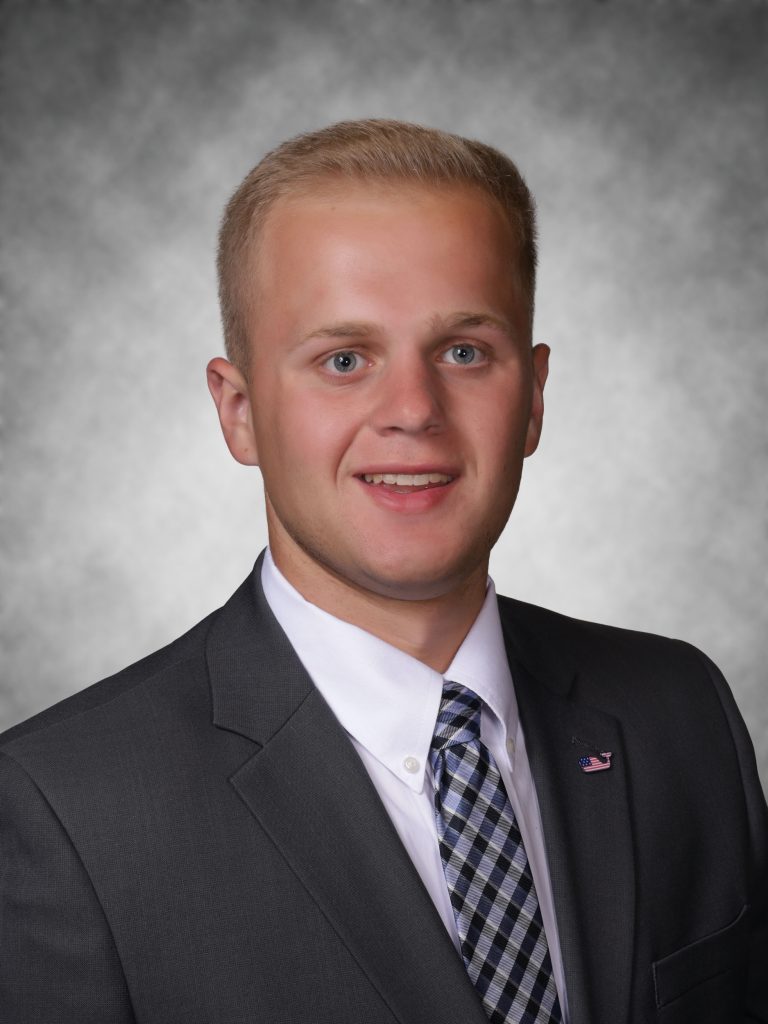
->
xmin=500 ymin=600 xmax=636 ymax=1024
xmin=206 ymin=565 xmax=637 ymax=1023
xmin=206 ymin=563 xmax=487 ymax=1024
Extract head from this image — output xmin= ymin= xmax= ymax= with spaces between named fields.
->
xmin=217 ymin=118 xmax=538 ymax=375
xmin=208 ymin=119 xmax=548 ymax=610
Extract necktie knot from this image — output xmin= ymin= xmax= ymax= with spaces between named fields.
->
xmin=430 ymin=682 xmax=482 ymax=757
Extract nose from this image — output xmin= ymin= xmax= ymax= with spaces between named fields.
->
xmin=369 ymin=357 xmax=444 ymax=435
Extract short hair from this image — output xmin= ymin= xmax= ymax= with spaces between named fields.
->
xmin=217 ymin=118 xmax=537 ymax=371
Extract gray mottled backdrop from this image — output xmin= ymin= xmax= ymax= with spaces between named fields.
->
xmin=3 ymin=0 xmax=767 ymax=791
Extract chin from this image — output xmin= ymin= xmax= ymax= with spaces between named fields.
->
xmin=275 ymin=514 xmax=489 ymax=603
xmin=351 ymin=551 xmax=483 ymax=603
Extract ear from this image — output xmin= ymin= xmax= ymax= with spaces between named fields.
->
xmin=206 ymin=357 xmax=260 ymax=466
xmin=524 ymin=343 xmax=550 ymax=457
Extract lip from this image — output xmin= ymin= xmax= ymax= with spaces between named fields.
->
xmin=354 ymin=467 xmax=459 ymax=515
xmin=354 ymin=464 xmax=459 ymax=478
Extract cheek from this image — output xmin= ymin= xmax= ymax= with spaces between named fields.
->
xmin=270 ymin=392 xmax=359 ymax=478
xmin=471 ymin=391 xmax=529 ymax=453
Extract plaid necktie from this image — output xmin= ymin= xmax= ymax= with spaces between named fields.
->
xmin=429 ymin=682 xmax=563 ymax=1024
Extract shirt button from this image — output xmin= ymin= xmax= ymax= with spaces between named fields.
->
xmin=403 ymin=756 xmax=420 ymax=774
xmin=506 ymin=737 xmax=516 ymax=755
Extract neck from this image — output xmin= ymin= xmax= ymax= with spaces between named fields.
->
xmin=267 ymin=539 xmax=489 ymax=675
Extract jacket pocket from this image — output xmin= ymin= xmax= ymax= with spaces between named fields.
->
xmin=652 ymin=905 xmax=749 ymax=1009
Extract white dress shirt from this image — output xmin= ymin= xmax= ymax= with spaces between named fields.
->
xmin=261 ymin=549 xmax=569 ymax=1019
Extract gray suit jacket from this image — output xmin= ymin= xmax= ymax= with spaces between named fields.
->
xmin=1 ymin=559 xmax=766 ymax=1023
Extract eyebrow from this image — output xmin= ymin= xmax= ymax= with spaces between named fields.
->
xmin=302 ymin=312 xmax=513 ymax=345
xmin=430 ymin=311 xmax=514 ymax=334
xmin=302 ymin=321 xmax=375 ymax=343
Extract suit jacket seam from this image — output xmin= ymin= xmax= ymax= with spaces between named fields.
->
xmin=672 ymin=639 xmax=752 ymax=820
xmin=0 ymin=749 xmax=137 ymax=1017
xmin=672 ymin=639 xmax=768 ymax=978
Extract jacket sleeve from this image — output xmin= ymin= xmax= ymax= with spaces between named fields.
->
xmin=693 ymin=648 xmax=768 ymax=1023
xmin=0 ymin=751 xmax=135 ymax=1024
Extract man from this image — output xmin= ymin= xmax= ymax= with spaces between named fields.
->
xmin=1 ymin=119 xmax=766 ymax=1023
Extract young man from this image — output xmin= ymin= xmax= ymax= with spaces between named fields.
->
xmin=1 ymin=120 xmax=766 ymax=1023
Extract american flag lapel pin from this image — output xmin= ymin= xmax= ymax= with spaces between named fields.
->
xmin=578 ymin=752 xmax=612 ymax=773
xmin=571 ymin=736 xmax=613 ymax=773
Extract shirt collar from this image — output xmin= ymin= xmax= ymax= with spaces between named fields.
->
xmin=444 ymin=581 xmax=518 ymax=747
xmin=260 ymin=549 xmax=517 ymax=792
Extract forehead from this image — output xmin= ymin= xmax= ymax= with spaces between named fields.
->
xmin=253 ymin=180 xmax=520 ymax=288
xmin=241 ymin=180 xmax=528 ymax=349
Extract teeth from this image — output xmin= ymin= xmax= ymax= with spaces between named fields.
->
xmin=362 ymin=472 xmax=452 ymax=486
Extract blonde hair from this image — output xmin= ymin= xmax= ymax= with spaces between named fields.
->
xmin=217 ymin=118 xmax=537 ymax=370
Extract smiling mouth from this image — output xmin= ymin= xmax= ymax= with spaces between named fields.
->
xmin=360 ymin=472 xmax=454 ymax=493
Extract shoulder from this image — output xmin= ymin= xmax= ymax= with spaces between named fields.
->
xmin=499 ymin=594 xmax=767 ymax=827
xmin=497 ymin=592 xmax=709 ymax=676
xmin=0 ymin=607 xmax=219 ymax=766
xmin=496 ymin=593 xmax=749 ymax=734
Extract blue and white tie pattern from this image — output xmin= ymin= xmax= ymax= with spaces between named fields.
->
xmin=429 ymin=683 xmax=563 ymax=1024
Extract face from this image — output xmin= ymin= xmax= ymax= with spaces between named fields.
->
xmin=212 ymin=182 xmax=548 ymax=602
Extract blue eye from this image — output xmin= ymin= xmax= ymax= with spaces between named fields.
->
xmin=444 ymin=344 xmax=478 ymax=365
xmin=327 ymin=351 xmax=360 ymax=374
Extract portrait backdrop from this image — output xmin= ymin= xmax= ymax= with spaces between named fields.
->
xmin=3 ymin=0 xmax=767 ymax=791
